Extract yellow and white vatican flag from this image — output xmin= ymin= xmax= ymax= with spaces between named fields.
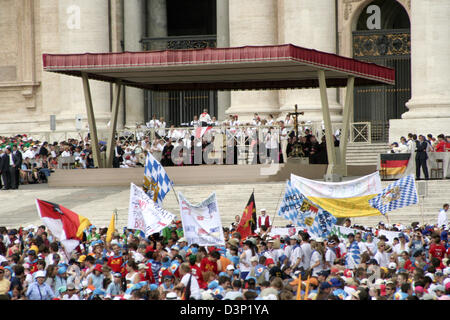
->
xmin=290 ymin=172 xmax=383 ymax=218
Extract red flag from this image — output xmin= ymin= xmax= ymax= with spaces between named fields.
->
xmin=236 ymin=192 xmax=256 ymax=241
xmin=35 ymin=199 xmax=91 ymax=254
xmin=195 ymin=126 xmax=212 ymax=139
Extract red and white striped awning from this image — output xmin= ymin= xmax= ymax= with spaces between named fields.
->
xmin=42 ymin=44 xmax=395 ymax=91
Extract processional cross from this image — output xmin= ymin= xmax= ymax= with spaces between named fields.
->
xmin=287 ymin=104 xmax=305 ymax=158
xmin=288 ymin=104 xmax=304 ymax=138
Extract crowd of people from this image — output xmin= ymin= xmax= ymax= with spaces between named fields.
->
xmin=0 ymin=134 xmax=98 ymax=189
xmin=1 ymin=110 xmax=336 ymax=186
xmin=388 ymin=133 xmax=450 ymax=180
xmin=390 ymin=133 xmax=450 ymax=154
xmin=0 ymin=204 xmax=449 ymax=301
xmin=113 ymin=110 xmax=336 ymax=168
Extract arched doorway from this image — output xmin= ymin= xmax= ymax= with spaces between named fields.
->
xmin=352 ymin=0 xmax=410 ymax=142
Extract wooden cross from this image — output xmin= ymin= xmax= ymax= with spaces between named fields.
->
xmin=288 ymin=104 xmax=304 ymax=137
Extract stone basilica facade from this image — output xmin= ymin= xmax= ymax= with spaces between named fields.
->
xmin=0 ymin=0 xmax=448 ymax=143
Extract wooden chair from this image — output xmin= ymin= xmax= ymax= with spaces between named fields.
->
xmin=430 ymin=159 xmax=444 ymax=179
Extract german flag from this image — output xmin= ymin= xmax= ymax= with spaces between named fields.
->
xmin=236 ymin=192 xmax=257 ymax=240
xmin=380 ymin=153 xmax=411 ymax=175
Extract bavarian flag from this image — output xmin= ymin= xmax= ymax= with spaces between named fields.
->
xmin=380 ymin=153 xmax=410 ymax=175
xmin=290 ymin=172 xmax=383 ymax=218
xmin=236 ymin=192 xmax=257 ymax=240
xmin=35 ymin=199 xmax=91 ymax=254
xmin=369 ymin=175 xmax=418 ymax=215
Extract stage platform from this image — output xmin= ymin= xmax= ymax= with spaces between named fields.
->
xmin=48 ymin=163 xmax=377 ymax=187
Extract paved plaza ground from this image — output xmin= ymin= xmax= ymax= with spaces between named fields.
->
xmin=0 ymin=184 xmax=131 ymax=230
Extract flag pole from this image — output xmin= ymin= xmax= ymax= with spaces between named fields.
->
xmin=270 ymin=181 xmax=286 ymax=229
xmin=171 ymin=185 xmax=180 ymax=205
xmin=303 ymin=275 xmax=311 ymax=300
xmin=295 ymin=275 xmax=302 ymax=300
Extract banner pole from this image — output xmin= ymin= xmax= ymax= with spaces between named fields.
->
xmin=270 ymin=181 xmax=286 ymax=229
xmin=171 ymin=185 xmax=180 ymax=205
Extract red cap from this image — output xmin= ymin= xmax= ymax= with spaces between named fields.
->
xmin=94 ymin=264 xmax=103 ymax=272
xmin=265 ymin=258 xmax=275 ymax=266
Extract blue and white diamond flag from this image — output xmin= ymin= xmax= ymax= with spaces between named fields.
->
xmin=143 ymin=152 xmax=173 ymax=205
xmin=368 ymin=174 xmax=418 ymax=215
xmin=277 ymin=180 xmax=336 ymax=239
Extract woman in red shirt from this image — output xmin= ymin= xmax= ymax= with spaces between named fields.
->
xmin=434 ymin=134 xmax=447 ymax=152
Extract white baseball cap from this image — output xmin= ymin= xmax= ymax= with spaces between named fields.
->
xmin=35 ymin=271 xmax=46 ymax=278
xmin=226 ymin=265 xmax=235 ymax=271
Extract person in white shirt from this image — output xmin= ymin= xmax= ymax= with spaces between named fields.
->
xmin=23 ymin=146 xmax=37 ymax=159
xmin=146 ymin=115 xmax=160 ymax=129
xmin=60 ymin=147 xmax=71 ymax=157
xmin=325 ymin=239 xmax=337 ymax=272
xmin=252 ymin=113 xmax=261 ymax=126
xmin=437 ymin=204 xmax=448 ymax=229
xmin=406 ymin=134 xmax=415 ymax=153
xmin=199 ymin=109 xmax=211 ymax=126
xmin=266 ymin=114 xmax=275 ymax=126
xmin=257 ymin=209 xmax=271 ymax=230
xmin=364 ymin=233 xmax=378 ymax=257
xmin=239 ymin=240 xmax=256 ymax=280
xmin=390 ymin=142 xmax=408 ymax=153
xmin=150 ymin=139 xmax=164 ymax=162
xmin=156 ymin=117 xmax=166 ymax=138
xmin=175 ymin=262 xmax=201 ymax=300
xmin=264 ymin=238 xmax=282 ymax=265
xmin=374 ymin=241 xmax=389 ymax=268
xmin=300 ymin=233 xmax=312 ymax=271
xmin=288 ymin=236 xmax=304 ymax=271
xmin=279 ymin=121 xmax=289 ymax=162
xmin=209 ymin=116 xmax=219 ymax=127
xmin=190 ymin=115 xmax=200 ymax=128
xmin=393 ymin=233 xmax=409 ymax=256
xmin=310 ymin=240 xmax=325 ymax=277
xmin=355 ymin=232 xmax=368 ymax=256
xmin=284 ymin=114 xmax=293 ymax=126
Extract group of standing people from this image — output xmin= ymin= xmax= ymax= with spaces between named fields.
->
xmin=0 ymin=145 xmax=22 ymax=190
xmin=390 ymin=133 xmax=450 ymax=180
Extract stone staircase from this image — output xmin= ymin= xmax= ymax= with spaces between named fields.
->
xmin=346 ymin=143 xmax=390 ymax=166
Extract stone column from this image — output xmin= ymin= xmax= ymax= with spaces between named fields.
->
xmin=124 ymin=0 xmax=145 ymax=128
xmin=227 ymin=0 xmax=279 ymax=122
xmin=147 ymin=0 xmax=167 ymax=49
xmin=216 ymin=0 xmax=230 ymax=122
xmin=41 ymin=0 xmax=111 ymax=133
xmin=110 ymin=0 xmax=125 ymax=129
xmin=279 ymin=0 xmax=342 ymax=123
xmin=389 ymin=0 xmax=450 ymax=141
xmin=146 ymin=0 xmax=169 ymax=124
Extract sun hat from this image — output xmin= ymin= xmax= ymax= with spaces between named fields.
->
xmin=35 ymin=270 xmax=46 ymax=278
xmin=166 ymin=292 xmax=178 ymax=300
xmin=388 ymin=262 xmax=397 ymax=270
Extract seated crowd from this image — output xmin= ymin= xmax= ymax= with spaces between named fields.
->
xmin=0 ymin=217 xmax=448 ymax=301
